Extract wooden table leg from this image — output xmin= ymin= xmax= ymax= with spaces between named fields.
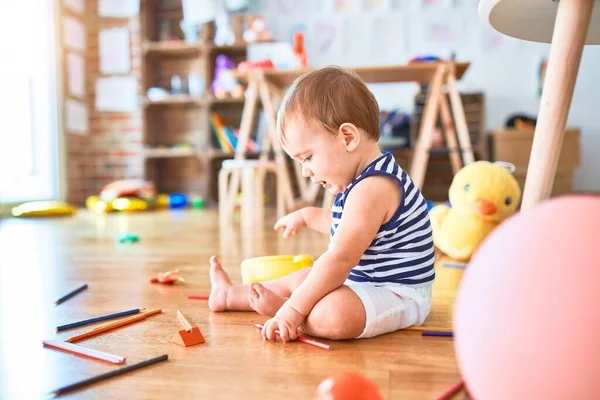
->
xmin=520 ymin=0 xmax=594 ymax=211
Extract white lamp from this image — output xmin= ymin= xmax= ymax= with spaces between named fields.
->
xmin=479 ymin=0 xmax=600 ymax=210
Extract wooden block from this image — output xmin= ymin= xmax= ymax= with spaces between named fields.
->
xmin=170 ymin=326 xmax=205 ymax=347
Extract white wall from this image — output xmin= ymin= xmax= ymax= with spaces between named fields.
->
xmin=254 ymin=0 xmax=600 ymax=191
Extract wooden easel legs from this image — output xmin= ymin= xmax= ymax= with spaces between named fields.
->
xmin=409 ymin=63 xmax=475 ymax=190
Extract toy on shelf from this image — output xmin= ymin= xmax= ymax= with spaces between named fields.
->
xmin=236 ymin=59 xmax=274 ymax=73
xmin=149 ymin=269 xmax=185 ymax=285
xmin=293 ymin=31 xmax=308 ymax=69
xmin=240 ymin=254 xmax=314 ymax=284
xmin=212 ymin=55 xmax=244 ymax=99
xmin=100 ymin=179 xmax=157 ymax=202
xmin=242 ymin=16 xmax=273 ymax=43
xmin=429 ymin=161 xmax=521 ymax=261
xmin=171 ymin=310 xmax=205 ymax=347
xmin=11 ymin=201 xmax=77 ymax=218
xmin=214 ymin=12 xmax=236 ymax=46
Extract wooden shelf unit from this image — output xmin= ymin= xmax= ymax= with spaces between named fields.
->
xmin=140 ymin=0 xmax=250 ymax=200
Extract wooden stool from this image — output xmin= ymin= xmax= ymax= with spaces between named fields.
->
xmin=218 ymin=159 xmax=285 ymax=227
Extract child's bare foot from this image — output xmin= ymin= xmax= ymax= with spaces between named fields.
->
xmin=248 ymin=283 xmax=286 ymax=317
xmin=208 ymin=256 xmax=232 ymax=312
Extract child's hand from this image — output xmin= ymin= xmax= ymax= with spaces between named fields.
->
xmin=261 ymin=303 xmax=306 ymax=341
xmin=273 ymin=210 xmax=306 ymax=239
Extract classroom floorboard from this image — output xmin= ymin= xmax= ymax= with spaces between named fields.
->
xmin=0 ymin=208 xmax=464 ymax=399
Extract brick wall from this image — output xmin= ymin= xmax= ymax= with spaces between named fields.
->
xmin=65 ymin=0 xmax=144 ymax=204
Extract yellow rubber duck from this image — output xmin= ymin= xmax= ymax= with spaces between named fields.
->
xmin=429 ymin=161 xmax=521 ymax=261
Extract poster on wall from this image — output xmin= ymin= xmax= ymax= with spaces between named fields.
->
xmin=98 ymin=0 xmax=139 ymax=17
xmin=66 ymin=99 xmax=88 ymax=135
xmin=95 ymin=76 xmax=138 ymax=112
xmin=67 ymin=53 xmax=85 ymax=98
xmin=371 ymin=15 xmax=410 ymax=64
xmin=99 ymin=27 xmax=131 ymax=74
xmin=63 ymin=0 xmax=84 ymax=14
xmin=63 ymin=16 xmax=85 ymax=51
xmin=343 ymin=16 xmax=372 ymax=66
xmin=309 ymin=17 xmax=343 ymax=66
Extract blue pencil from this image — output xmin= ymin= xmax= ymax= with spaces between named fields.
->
xmin=422 ymin=330 xmax=454 ymax=337
xmin=442 ymin=261 xmax=468 ymax=269
xmin=56 ymin=308 xmax=143 ymax=332
xmin=54 ymin=283 xmax=88 ymax=305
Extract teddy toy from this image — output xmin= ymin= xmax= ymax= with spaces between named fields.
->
xmin=212 ymin=54 xmax=244 ymax=99
xmin=242 ymin=16 xmax=273 ymax=43
xmin=429 ymin=161 xmax=522 ymax=261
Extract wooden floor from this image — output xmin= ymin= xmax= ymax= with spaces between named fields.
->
xmin=0 ymin=208 xmax=464 ymax=399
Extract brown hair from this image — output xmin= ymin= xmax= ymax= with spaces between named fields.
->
xmin=277 ymin=66 xmax=380 ymax=142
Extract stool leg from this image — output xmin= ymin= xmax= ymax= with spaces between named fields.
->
xmin=255 ymin=167 xmax=266 ymax=225
xmin=520 ymin=0 xmax=593 ymax=210
xmin=219 ymin=168 xmax=231 ymax=226
xmin=241 ymin=167 xmax=256 ymax=229
xmin=275 ymin=170 xmax=285 ymax=219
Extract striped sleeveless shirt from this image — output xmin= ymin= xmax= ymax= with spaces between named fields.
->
xmin=330 ymin=152 xmax=435 ymax=286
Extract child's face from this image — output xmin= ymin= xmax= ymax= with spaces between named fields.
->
xmin=282 ymin=116 xmax=355 ymax=194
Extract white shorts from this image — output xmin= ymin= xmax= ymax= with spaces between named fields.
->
xmin=344 ymin=280 xmax=433 ymax=339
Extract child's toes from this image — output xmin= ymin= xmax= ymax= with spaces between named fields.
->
xmin=253 ymin=283 xmax=267 ymax=297
xmin=248 ymin=285 xmax=259 ymax=299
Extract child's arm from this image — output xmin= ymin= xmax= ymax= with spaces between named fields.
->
xmin=274 ymin=207 xmax=332 ymax=238
xmin=301 ymin=207 xmax=332 ymax=234
xmin=262 ymin=176 xmax=402 ymax=341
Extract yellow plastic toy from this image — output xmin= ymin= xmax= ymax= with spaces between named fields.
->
xmin=86 ymin=196 xmax=113 ymax=213
xmin=429 ymin=161 xmax=521 ymax=261
xmin=240 ymin=254 xmax=314 ymax=284
xmin=11 ymin=201 xmax=77 ymax=217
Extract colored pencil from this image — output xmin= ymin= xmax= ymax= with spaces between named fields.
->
xmin=442 ymin=261 xmax=468 ymax=269
xmin=54 ymin=284 xmax=88 ymax=305
xmin=255 ymin=323 xmax=331 ymax=350
xmin=435 ymin=379 xmax=464 ymax=400
xmin=56 ymin=308 xmax=143 ymax=332
xmin=48 ymin=354 xmax=168 ymax=396
xmin=65 ymin=308 xmax=162 ymax=343
xmin=176 ymin=310 xmax=193 ymax=332
xmin=42 ymin=340 xmax=125 ymax=364
xmin=422 ymin=331 xmax=454 ymax=337
xmin=405 ymin=325 xmax=452 ymax=333
xmin=188 ymin=294 xmax=209 ymax=300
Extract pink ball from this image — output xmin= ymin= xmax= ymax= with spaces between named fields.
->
xmin=454 ymin=195 xmax=600 ymax=400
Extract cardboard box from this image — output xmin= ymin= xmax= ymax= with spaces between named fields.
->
xmin=491 ymin=128 xmax=581 ymax=171
xmin=490 ymin=128 xmax=581 ymax=196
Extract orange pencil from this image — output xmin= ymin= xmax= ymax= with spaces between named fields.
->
xmin=65 ymin=308 xmax=162 ymax=343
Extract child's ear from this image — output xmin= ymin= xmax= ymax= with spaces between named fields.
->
xmin=338 ymin=123 xmax=360 ymax=151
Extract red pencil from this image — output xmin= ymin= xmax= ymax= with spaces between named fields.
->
xmin=435 ymin=379 xmax=464 ymax=400
xmin=188 ymin=294 xmax=209 ymax=300
xmin=254 ymin=323 xmax=331 ymax=350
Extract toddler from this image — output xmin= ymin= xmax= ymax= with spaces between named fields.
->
xmin=209 ymin=66 xmax=435 ymax=342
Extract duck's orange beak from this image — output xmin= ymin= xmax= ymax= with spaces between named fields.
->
xmin=474 ymin=199 xmax=497 ymax=216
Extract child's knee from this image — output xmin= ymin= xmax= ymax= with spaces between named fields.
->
xmin=302 ymin=289 xmax=366 ymax=340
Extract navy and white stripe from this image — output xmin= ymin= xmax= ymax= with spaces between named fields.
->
xmin=331 ymin=152 xmax=435 ymax=286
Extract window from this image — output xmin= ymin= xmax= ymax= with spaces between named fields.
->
xmin=0 ymin=0 xmax=60 ymax=204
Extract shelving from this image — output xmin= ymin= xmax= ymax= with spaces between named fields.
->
xmin=140 ymin=0 xmax=251 ymax=201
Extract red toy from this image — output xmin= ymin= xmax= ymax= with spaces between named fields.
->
xmin=293 ymin=31 xmax=308 ymax=69
xmin=313 ymin=371 xmax=383 ymax=400
xmin=149 ymin=269 xmax=185 ymax=285
xmin=236 ymin=59 xmax=275 ymax=73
